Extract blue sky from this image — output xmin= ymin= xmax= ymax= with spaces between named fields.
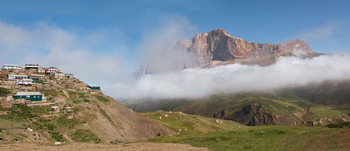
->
xmin=1 ymin=0 xmax=350 ymax=51
xmin=0 ymin=0 xmax=350 ymax=92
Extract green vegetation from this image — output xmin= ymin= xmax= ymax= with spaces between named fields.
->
xmin=97 ymin=105 xmax=115 ymax=126
xmin=143 ymin=111 xmax=242 ymax=135
xmin=11 ymin=104 xmax=36 ymax=119
xmin=145 ymin=110 xmax=350 ymax=150
xmin=326 ymin=122 xmax=350 ymax=128
xmin=34 ymin=80 xmax=44 ymax=84
xmin=57 ymin=114 xmax=79 ymax=129
xmin=40 ymin=89 xmax=61 ymax=97
xmin=48 ymin=131 xmax=64 ymax=142
xmin=31 ymin=106 xmax=51 ymax=116
xmin=70 ymin=130 xmax=100 ymax=143
xmin=0 ymin=118 xmax=24 ymax=129
xmin=149 ymin=124 xmax=350 ymax=151
xmin=309 ymin=105 xmax=348 ymax=120
xmin=95 ymin=95 xmax=110 ymax=102
xmin=0 ymin=87 xmax=10 ymax=96
xmin=137 ymin=92 xmax=349 ymax=125
xmin=67 ymin=90 xmax=92 ymax=103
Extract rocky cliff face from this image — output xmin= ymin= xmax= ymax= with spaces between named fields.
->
xmin=211 ymin=103 xmax=291 ymax=126
xmin=178 ymin=28 xmax=314 ymax=67
xmin=138 ymin=29 xmax=316 ymax=74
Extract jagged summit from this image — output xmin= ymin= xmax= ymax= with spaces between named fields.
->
xmin=137 ymin=29 xmax=317 ymax=74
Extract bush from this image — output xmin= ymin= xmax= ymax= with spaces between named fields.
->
xmin=0 ymin=87 xmax=10 ymax=96
xmin=326 ymin=122 xmax=350 ymax=128
xmin=49 ymin=131 xmax=64 ymax=142
xmin=70 ymin=130 xmax=100 ymax=143
xmin=95 ymin=95 xmax=110 ymax=102
xmin=57 ymin=114 xmax=79 ymax=129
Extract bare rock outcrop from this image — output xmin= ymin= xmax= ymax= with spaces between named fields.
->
xmin=179 ymin=28 xmax=314 ymax=67
xmin=138 ymin=28 xmax=316 ymax=74
xmin=214 ymin=103 xmax=292 ymax=126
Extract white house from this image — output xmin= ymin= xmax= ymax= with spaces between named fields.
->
xmin=8 ymin=74 xmax=28 ymax=80
xmin=64 ymin=74 xmax=74 ymax=78
xmin=2 ymin=64 xmax=19 ymax=70
xmin=46 ymin=67 xmax=59 ymax=74
xmin=25 ymin=64 xmax=40 ymax=69
xmin=54 ymin=73 xmax=65 ymax=79
xmin=16 ymin=79 xmax=33 ymax=86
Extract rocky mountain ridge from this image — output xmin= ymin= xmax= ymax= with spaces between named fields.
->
xmin=138 ymin=28 xmax=318 ymax=74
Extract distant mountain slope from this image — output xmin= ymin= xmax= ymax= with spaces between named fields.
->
xmin=137 ymin=29 xmax=319 ymax=74
xmin=125 ymin=80 xmax=350 ymax=126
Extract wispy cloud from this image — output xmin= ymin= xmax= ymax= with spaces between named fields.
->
xmin=0 ymin=20 xmax=127 ymax=86
xmin=299 ymin=21 xmax=342 ymax=43
xmin=105 ymin=54 xmax=350 ymax=100
xmin=298 ymin=20 xmax=350 ymax=52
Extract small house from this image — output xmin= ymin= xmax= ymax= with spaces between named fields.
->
xmin=25 ymin=64 xmax=40 ymax=69
xmin=64 ymin=107 xmax=73 ymax=112
xmin=2 ymin=64 xmax=19 ymax=70
xmin=8 ymin=74 xmax=29 ymax=80
xmin=13 ymin=92 xmax=43 ymax=101
xmin=16 ymin=79 xmax=33 ymax=86
xmin=64 ymin=74 xmax=74 ymax=79
xmin=51 ymin=106 xmax=60 ymax=113
xmin=46 ymin=67 xmax=60 ymax=74
xmin=54 ymin=73 xmax=65 ymax=79
xmin=88 ymin=86 xmax=101 ymax=90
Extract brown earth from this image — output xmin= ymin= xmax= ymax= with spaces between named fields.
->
xmin=0 ymin=142 xmax=208 ymax=151
xmin=49 ymin=78 xmax=176 ymax=143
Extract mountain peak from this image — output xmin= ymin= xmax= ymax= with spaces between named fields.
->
xmin=209 ymin=28 xmax=231 ymax=37
xmin=137 ymin=29 xmax=317 ymax=74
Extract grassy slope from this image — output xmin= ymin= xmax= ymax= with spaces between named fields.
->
xmin=170 ymin=92 xmax=350 ymax=124
xmin=143 ymin=111 xmax=243 ymax=135
xmin=149 ymin=126 xmax=350 ymax=151
xmin=145 ymin=111 xmax=350 ymax=151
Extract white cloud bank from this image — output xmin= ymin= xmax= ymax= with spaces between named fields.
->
xmin=1 ymin=19 xmax=350 ymax=101
xmin=0 ymin=21 xmax=127 ymax=86
xmin=105 ymin=54 xmax=350 ymax=100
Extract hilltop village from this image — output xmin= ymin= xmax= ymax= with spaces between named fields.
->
xmin=0 ymin=64 xmax=101 ymax=114
xmin=0 ymin=63 xmax=173 ymax=145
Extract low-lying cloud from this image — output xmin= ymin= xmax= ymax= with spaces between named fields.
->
xmin=105 ymin=54 xmax=350 ymax=100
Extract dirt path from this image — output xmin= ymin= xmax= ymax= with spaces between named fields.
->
xmin=0 ymin=142 xmax=208 ymax=151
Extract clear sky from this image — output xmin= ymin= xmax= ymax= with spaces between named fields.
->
xmin=0 ymin=0 xmax=349 ymax=89
xmin=1 ymin=0 xmax=350 ymax=50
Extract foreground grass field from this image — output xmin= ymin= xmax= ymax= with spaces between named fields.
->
xmin=145 ymin=111 xmax=350 ymax=151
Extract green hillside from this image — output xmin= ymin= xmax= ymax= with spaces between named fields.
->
xmin=145 ymin=111 xmax=350 ymax=151
xmin=143 ymin=111 xmax=244 ymax=135
xmin=149 ymin=126 xmax=350 ymax=151
xmin=127 ymin=88 xmax=350 ymax=126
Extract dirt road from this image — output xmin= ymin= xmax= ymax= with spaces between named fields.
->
xmin=0 ymin=142 xmax=208 ymax=151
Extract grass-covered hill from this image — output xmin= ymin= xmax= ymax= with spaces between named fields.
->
xmin=0 ymin=77 xmax=174 ymax=144
xmin=125 ymin=80 xmax=350 ymax=126
xmin=144 ymin=111 xmax=350 ymax=151
xmin=143 ymin=111 xmax=243 ymax=135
